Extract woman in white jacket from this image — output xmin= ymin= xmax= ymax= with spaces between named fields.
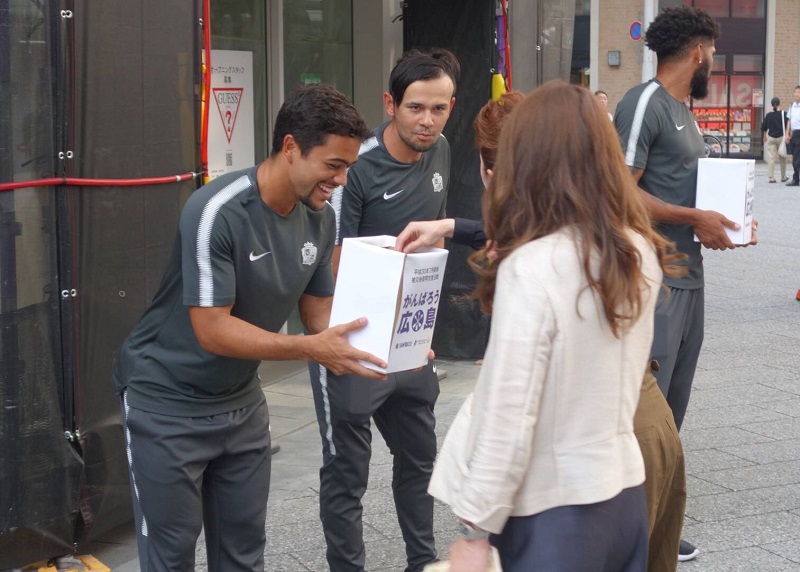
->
xmin=430 ymin=81 xmax=678 ymax=572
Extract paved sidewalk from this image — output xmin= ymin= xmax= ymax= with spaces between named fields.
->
xmin=89 ymin=160 xmax=800 ymax=571
xmin=677 ymin=162 xmax=800 ymax=571
xmin=88 ymin=360 xmax=477 ymax=572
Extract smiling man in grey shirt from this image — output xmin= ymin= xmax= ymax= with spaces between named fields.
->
xmin=112 ymin=84 xmax=385 ymax=572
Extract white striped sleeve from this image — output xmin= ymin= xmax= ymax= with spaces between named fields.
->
xmin=623 ymin=82 xmax=660 ymax=168
xmin=195 ymin=175 xmax=251 ymax=306
xmin=331 ymin=135 xmax=378 ymax=245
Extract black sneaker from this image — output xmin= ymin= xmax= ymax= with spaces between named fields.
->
xmin=678 ymin=539 xmax=699 ymax=562
xmin=786 ymin=181 xmax=799 ymax=186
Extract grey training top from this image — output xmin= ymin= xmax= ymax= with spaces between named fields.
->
xmin=333 ymin=122 xmax=450 ymax=243
xmin=615 ymin=79 xmax=706 ymax=289
xmin=113 ymin=166 xmax=336 ymax=417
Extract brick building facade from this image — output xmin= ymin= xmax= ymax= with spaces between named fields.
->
xmin=772 ymin=0 xmax=800 ymax=106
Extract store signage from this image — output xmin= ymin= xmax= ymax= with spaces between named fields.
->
xmin=704 ymin=75 xmax=763 ymax=108
xmin=213 ymin=88 xmax=243 ymax=144
xmin=208 ymin=50 xmax=255 ymax=180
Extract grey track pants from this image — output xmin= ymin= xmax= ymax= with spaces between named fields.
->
xmin=309 ymin=361 xmax=440 ymax=572
xmin=650 ymin=287 xmax=704 ymax=430
xmin=121 ymin=393 xmax=271 ymax=572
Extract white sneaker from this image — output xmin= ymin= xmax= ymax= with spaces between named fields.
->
xmin=678 ymin=539 xmax=699 ymax=562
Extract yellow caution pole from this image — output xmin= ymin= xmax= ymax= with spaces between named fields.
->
xmin=491 ymin=73 xmax=507 ymax=101
xmin=31 ymin=554 xmax=110 ymax=572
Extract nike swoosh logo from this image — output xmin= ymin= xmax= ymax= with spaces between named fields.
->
xmin=383 ymin=189 xmax=405 ymax=200
xmin=249 ymin=251 xmax=271 ymax=261
xmin=676 ymin=124 xmax=686 ymax=131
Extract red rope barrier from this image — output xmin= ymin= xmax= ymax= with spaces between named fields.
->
xmin=0 ymin=172 xmax=201 ymax=193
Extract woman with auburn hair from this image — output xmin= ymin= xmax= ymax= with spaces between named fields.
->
xmin=474 ymin=91 xmax=526 ymax=175
xmin=431 ymin=81 xmax=676 ymax=572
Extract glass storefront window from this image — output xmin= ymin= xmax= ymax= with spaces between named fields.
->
xmin=732 ymin=0 xmax=765 ymax=18
xmin=210 ymin=0 xmax=269 ymax=161
xmin=729 ymin=74 xmax=763 ymax=156
xmin=694 ymin=76 xmax=728 ymax=129
xmin=674 ymin=0 xmax=764 ymax=18
xmin=694 ymin=0 xmax=729 ymax=17
xmin=279 ymin=0 xmax=354 ymax=343
xmin=575 ymin=0 xmax=591 ymax=16
xmin=693 ymin=75 xmax=728 ymax=152
xmin=694 ymin=74 xmax=764 ymax=157
xmin=570 ymin=8 xmax=590 ymax=87
xmin=283 ymin=0 xmax=354 ymax=99
xmin=733 ymin=54 xmax=762 ymax=73
xmin=712 ymin=55 xmax=726 ymax=72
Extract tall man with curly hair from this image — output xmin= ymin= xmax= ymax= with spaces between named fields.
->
xmin=615 ymin=6 xmax=757 ymax=563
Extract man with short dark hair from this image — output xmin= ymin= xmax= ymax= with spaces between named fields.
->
xmin=785 ymin=85 xmax=800 ymax=186
xmin=615 ymin=6 xmax=756 ymax=564
xmin=309 ymin=48 xmax=460 ymax=572
xmin=113 ymin=83 xmax=384 ymax=571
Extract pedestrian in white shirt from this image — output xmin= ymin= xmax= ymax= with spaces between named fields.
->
xmin=785 ymin=85 xmax=800 ymax=186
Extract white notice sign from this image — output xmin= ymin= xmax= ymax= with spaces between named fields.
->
xmin=208 ymin=50 xmax=255 ymax=180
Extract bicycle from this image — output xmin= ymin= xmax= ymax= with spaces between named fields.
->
xmin=702 ymin=135 xmax=723 ymax=158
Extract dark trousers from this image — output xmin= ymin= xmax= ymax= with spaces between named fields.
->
xmin=791 ymin=131 xmax=800 ymax=182
xmin=649 ymin=287 xmax=704 ymax=430
xmin=490 ymin=485 xmax=649 ymax=572
xmin=309 ymin=361 xmax=440 ymax=572
xmin=121 ymin=393 xmax=271 ymax=572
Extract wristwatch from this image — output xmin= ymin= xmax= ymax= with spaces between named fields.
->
xmin=457 ymin=520 xmax=490 ymax=540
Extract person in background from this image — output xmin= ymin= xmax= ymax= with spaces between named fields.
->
xmin=785 ymin=86 xmax=800 ymax=186
xmin=111 ymin=83 xmax=385 ymax=571
xmin=595 ymin=89 xmax=614 ymax=121
xmin=762 ymin=96 xmax=788 ymax=183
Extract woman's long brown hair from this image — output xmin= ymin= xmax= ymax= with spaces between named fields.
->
xmin=470 ymin=80 xmax=683 ymax=337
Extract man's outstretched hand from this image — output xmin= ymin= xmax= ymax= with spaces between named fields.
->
xmin=396 ymin=219 xmax=455 ymax=253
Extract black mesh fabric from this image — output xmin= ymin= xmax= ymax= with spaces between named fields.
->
xmin=71 ymin=0 xmax=198 ymax=543
xmin=0 ymin=0 xmax=198 ymax=566
xmin=404 ymin=0 xmax=494 ymax=358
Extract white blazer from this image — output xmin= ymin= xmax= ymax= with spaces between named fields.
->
xmin=429 ymin=226 xmax=662 ymax=534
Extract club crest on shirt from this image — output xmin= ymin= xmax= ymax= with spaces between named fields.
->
xmin=301 ymin=241 xmax=317 ymax=266
xmin=432 ymin=172 xmax=444 ymax=193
